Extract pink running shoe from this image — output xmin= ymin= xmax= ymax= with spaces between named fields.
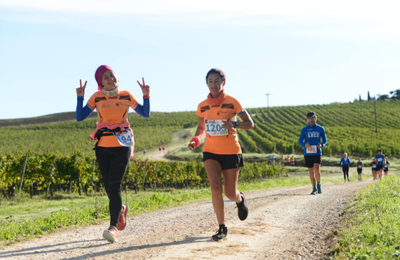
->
xmin=103 ymin=226 xmax=118 ymax=243
xmin=117 ymin=204 xmax=129 ymax=231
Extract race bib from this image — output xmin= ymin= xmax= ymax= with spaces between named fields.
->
xmin=205 ymin=120 xmax=228 ymax=136
xmin=377 ymin=158 xmax=382 ymax=162
xmin=358 ymin=165 xmax=362 ymax=168
xmin=372 ymin=165 xmax=376 ymax=168
xmin=114 ymin=131 xmax=134 ymax=147
xmin=306 ymin=145 xmax=317 ymax=154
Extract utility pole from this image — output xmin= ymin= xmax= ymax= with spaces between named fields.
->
xmin=374 ymin=96 xmax=378 ymax=133
xmin=265 ymin=93 xmax=270 ymax=122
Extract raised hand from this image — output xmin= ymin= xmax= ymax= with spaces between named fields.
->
xmin=76 ymin=79 xmax=87 ymax=97
xmin=137 ymin=77 xmax=150 ymax=97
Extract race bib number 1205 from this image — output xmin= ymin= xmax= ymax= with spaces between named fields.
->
xmin=205 ymin=120 xmax=228 ymax=136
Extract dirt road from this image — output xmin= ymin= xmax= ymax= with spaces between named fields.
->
xmin=0 ymin=179 xmax=371 ymax=260
xmin=143 ymin=143 xmax=187 ymax=161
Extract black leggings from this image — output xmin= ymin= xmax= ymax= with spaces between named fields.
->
xmin=342 ymin=166 xmax=349 ymax=180
xmin=96 ymin=146 xmax=131 ymax=227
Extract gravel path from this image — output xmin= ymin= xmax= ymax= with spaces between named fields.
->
xmin=0 ymin=179 xmax=372 ymax=260
xmin=144 ymin=143 xmax=186 ymax=161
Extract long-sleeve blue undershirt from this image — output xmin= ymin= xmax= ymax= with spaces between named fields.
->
xmin=76 ymin=96 xmax=93 ymax=121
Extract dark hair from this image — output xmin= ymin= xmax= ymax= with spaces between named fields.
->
xmin=307 ymin=111 xmax=316 ymax=118
xmin=205 ymin=68 xmax=226 ymax=82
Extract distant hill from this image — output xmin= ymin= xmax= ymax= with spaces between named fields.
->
xmin=0 ymin=112 xmax=97 ymax=127
xmin=0 ymin=111 xmax=166 ymax=127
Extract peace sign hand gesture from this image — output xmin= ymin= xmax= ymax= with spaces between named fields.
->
xmin=76 ymin=79 xmax=87 ymax=97
xmin=137 ymin=77 xmax=150 ymax=97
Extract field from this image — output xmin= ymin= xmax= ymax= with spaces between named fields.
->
xmin=239 ymin=100 xmax=400 ymax=157
xmin=1 ymin=100 xmax=400 ymax=158
xmin=1 ymin=100 xmax=398 ymax=198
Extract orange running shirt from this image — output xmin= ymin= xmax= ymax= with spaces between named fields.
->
xmin=196 ymin=95 xmax=244 ymax=155
xmin=87 ymin=90 xmax=139 ymax=147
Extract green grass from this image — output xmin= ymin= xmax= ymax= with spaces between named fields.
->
xmin=0 ymin=169 xmax=362 ymax=245
xmin=332 ymin=175 xmax=400 ymax=259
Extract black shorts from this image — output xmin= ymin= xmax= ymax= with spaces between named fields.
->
xmin=376 ymin=165 xmax=383 ymax=171
xmin=384 ymin=168 xmax=389 ymax=172
xmin=203 ymin=152 xmax=244 ymax=170
xmin=304 ymin=155 xmax=322 ymax=168
xmin=357 ymin=168 xmax=362 ymax=174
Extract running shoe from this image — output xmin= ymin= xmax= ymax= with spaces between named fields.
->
xmin=117 ymin=204 xmax=129 ymax=231
xmin=317 ymin=183 xmax=322 ymax=194
xmin=211 ymin=226 xmax=228 ymax=241
xmin=310 ymin=187 xmax=317 ymax=195
xmin=347 ymin=178 xmax=350 ymax=182
xmin=103 ymin=226 xmax=118 ymax=243
xmin=236 ymin=192 xmax=248 ymax=221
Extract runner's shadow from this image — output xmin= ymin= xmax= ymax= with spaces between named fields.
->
xmin=0 ymin=239 xmax=105 ymax=259
xmin=1 ymin=236 xmax=210 ymax=260
xmin=63 ymin=236 xmax=211 ymax=260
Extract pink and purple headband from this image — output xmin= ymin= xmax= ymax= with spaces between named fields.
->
xmin=95 ymin=65 xmax=115 ymax=91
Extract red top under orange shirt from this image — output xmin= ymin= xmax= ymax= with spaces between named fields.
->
xmin=196 ymin=95 xmax=244 ymax=155
xmin=87 ymin=90 xmax=138 ymax=147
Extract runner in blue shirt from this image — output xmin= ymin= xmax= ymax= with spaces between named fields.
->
xmin=374 ymin=149 xmax=385 ymax=179
xmin=340 ymin=153 xmax=351 ymax=183
xmin=298 ymin=112 xmax=327 ymax=195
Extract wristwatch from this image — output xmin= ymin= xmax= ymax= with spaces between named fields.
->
xmin=232 ymin=121 xmax=240 ymax=128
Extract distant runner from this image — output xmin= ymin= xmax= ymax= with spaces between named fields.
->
xmin=75 ymin=64 xmax=150 ymax=243
xmin=375 ymin=150 xmax=385 ymax=179
xmin=371 ymin=158 xmax=377 ymax=180
xmin=383 ymin=157 xmax=390 ymax=176
xmin=188 ymin=68 xmax=254 ymax=241
xmin=356 ymin=158 xmax=364 ymax=181
xmin=340 ymin=153 xmax=351 ymax=183
xmin=298 ymin=111 xmax=327 ymax=195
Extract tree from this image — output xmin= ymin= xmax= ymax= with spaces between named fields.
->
xmin=389 ymin=89 xmax=400 ymax=100
xmin=378 ymin=94 xmax=389 ymax=101
xmin=359 ymin=94 xmax=362 ymax=101
xmin=367 ymin=91 xmax=371 ymax=101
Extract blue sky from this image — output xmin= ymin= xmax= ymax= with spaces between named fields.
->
xmin=0 ymin=0 xmax=399 ymax=119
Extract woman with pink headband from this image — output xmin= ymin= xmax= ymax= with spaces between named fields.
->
xmin=76 ymin=65 xmax=150 ymax=243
